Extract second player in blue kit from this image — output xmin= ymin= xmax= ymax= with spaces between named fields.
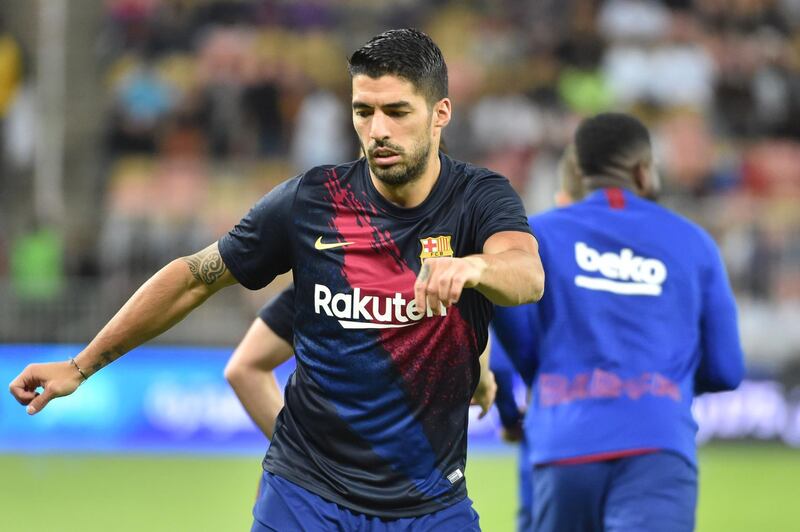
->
xmin=494 ymin=113 xmax=745 ymax=532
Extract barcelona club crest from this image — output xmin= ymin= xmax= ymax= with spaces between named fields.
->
xmin=419 ymin=235 xmax=454 ymax=261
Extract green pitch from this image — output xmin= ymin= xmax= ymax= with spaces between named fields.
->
xmin=2 ymin=444 xmax=798 ymax=531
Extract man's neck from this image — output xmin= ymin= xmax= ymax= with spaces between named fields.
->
xmin=583 ymin=175 xmax=635 ymax=194
xmin=371 ymin=152 xmax=442 ymax=208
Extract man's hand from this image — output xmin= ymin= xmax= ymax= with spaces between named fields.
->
xmin=414 ymin=257 xmax=486 ymax=315
xmin=414 ymin=232 xmax=544 ymax=313
xmin=470 ymin=369 xmax=497 ymax=419
xmin=501 ymin=421 xmax=524 ymax=443
xmin=9 ymin=361 xmax=84 ymax=415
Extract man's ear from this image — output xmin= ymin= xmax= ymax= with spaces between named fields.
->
xmin=633 ymin=159 xmax=661 ymax=201
xmin=433 ymin=98 xmax=452 ymax=129
xmin=632 ymin=161 xmax=649 ymax=195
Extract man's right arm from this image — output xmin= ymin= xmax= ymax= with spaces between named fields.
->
xmin=694 ymin=238 xmax=745 ymax=394
xmin=9 ymin=242 xmax=237 ymax=415
xmin=11 ymin=175 xmax=298 ymax=415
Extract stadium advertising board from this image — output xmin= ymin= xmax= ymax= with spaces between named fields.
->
xmin=1 ymin=345 xmax=798 ymax=453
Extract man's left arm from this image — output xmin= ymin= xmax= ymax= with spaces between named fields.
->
xmin=488 ymin=329 xmax=525 ymax=441
xmin=414 ymin=230 xmax=544 ymax=314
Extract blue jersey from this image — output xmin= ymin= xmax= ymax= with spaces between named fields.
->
xmin=488 ymin=329 xmax=525 ymax=431
xmin=219 ymin=153 xmax=530 ymax=517
xmin=493 ymin=188 xmax=744 ymax=467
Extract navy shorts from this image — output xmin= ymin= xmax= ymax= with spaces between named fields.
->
xmin=529 ymin=451 xmax=697 ymax=532
xmin=251 ymin=471 xmax=481 ymax=531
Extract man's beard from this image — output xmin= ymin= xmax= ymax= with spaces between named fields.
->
xmin=366 ymin=137 xmax=432 ymax=187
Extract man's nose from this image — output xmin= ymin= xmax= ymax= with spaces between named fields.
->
xmin=369 ymin=111 xmax=390 ymax=141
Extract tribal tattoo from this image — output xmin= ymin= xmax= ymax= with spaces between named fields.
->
xmin=182 ymin=246 xmax=228 ymax=285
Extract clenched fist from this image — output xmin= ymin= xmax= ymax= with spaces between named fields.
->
xmin=414 ymin=256 xmax=487 ymax=315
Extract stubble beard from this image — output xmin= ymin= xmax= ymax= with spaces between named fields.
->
xmin=366 ymin=137 xmax=432 ymax=187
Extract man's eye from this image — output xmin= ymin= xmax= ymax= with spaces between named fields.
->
xmin=355 ymin=110 xmax=372 ymax=117
xmin=388 ymin=111 xmax=409 ymax=118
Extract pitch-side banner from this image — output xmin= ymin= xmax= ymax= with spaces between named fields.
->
xmin=0 ymin=345 xmax=798 ymax=453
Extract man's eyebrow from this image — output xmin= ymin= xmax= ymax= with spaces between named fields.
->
xmin=352 ymin=100 xmax=413 ymax=110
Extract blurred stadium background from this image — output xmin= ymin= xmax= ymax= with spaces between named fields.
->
xmin=0 ymin=0 xmax=798 ymax=530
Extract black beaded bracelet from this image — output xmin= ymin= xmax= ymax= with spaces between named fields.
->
xmin=69 ymin=358 xmax=88 ymax=381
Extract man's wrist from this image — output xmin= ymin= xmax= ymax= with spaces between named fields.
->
xmin=74 ymin=346 xmax=120 ymax=378
xmin=462 ymin=255 xmax=488 ymax=288
xmin=69 ymin=358 xmax=88 ymax=382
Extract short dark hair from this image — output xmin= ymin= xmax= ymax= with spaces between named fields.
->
xmin=348 ymin=28 xmax=448 ymax=105
xmin=574 ymin=113 xmax=651 ymax=177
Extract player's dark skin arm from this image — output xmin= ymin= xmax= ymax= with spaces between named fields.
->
xmin=9 ymin=243 xmax=238 ymax=415
xmin=225 ymin=319 xmax=294 ymax=439
xmin=414 ymin=231 xmax=545 ymax=315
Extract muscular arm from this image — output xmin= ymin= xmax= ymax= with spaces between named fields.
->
xmin=77 ymin=242 xmax=237 ymax=374
xmin=10 ymin=242 xmax=238 ymax=414
xmin=414 ymin=231 xmax=545 ymax=314
xmin=225 ymin=319 xmax=293 ymax=439
xmin=467 ymin=231 xmax=545 ymax=306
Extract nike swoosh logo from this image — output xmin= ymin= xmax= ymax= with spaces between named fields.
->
xmin=314 ymin=236 xmax=354 ymax=250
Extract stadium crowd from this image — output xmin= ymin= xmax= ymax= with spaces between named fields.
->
xmin=0 ymin=0 xmax=797 ymax=369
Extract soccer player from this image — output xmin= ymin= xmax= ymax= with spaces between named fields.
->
xmin=493 ymin=113 xmax=744 ymax=532
xmin=10 ymin=29 xmax=544 ymax=530
xmin=490 ymin=141 xmax=586 ymax=531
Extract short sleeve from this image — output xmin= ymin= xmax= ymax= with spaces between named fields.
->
xmin=259 ymin=286 xmax=296 ymax=344
xmin=218 ymin=176 xmax=301 ymax=290
xmin=465 ymin=173 xmax=532 ymax=251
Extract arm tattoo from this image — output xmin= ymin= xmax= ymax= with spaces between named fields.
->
xmin=182 ymin=247 xmax=228 ymax=285
xmin=91 ymin=348 xmax=119 ymax=373
xmin=418 ymin=262 xmax=431 ymax=282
